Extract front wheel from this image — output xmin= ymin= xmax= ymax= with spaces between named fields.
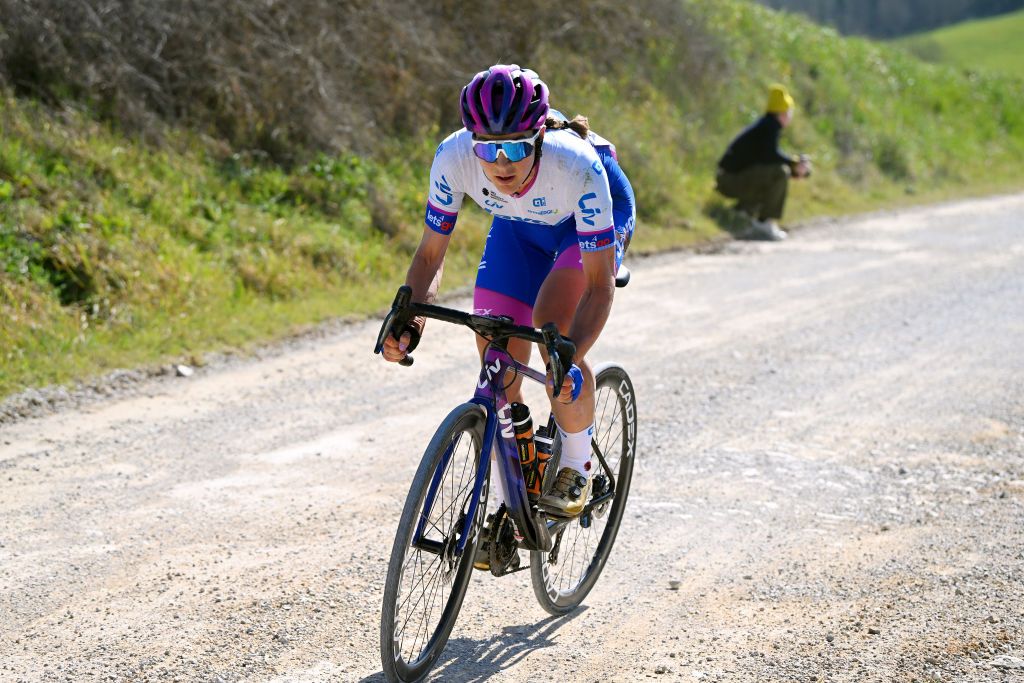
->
xmin=531 ymin=363 xmax=637 ymax=615
xmin=380 ymin=402 xmax=488 ymax=682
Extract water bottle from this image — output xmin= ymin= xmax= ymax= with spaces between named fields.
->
xmin=511 ymin=403 xmax=542 ymax=503
xmin=533 ymin=425 xmax=553 ymax=501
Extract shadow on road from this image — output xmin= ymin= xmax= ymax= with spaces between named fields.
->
xmin=359 ymin=608 xmax=586 ymax=682
xmin=704 ymin=196 xmax=753 ymax=240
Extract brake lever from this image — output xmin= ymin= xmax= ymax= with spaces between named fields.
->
xmin=541 ymin=323 xmax=575 ymax=399
xmin=374 ymin=286 xmax=415 ymax=366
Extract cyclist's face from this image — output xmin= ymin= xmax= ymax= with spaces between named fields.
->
xmin=475 ymin=130 xmax=542 ymax=194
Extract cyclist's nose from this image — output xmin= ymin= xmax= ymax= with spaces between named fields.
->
xmin=493 ymin=152 xmax=514 ymax=169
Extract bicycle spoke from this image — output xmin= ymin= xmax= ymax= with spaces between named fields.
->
xmin=410 ymin=568 xmax=443 ymax=658
xmin=399 ymin=537 xmax=449 ymax=640
xmin=397 ymin=551 xmax=442 ymax=626
xmin=397 ymin=552 xmax=443 ymax=654
xmin=531 ymin=367 xmax=636 ymax=615
xmin=413 ymin=561 xmax=447 ymax=658
xmin=421 ymin=435 xmax=475 ymax=540
xmin=383 ymin=405 xmax=486 ymax=677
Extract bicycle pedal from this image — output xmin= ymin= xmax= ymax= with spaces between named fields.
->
xmin=473 ymin=540 xmax=491 ymax=571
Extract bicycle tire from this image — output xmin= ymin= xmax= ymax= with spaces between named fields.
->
xmin=530 ymin=363 xmax=637 ymax=615
xmin=380 ymin=402 xmax=488 ymax=682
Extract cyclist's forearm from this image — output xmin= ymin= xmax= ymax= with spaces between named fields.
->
xmin=567 ymin=282 xmax=614 ymax=361
xmin=405 ymin=254 xmax=444 ymax=304
xmin=404 ymin=231 xmax=448 ymax=304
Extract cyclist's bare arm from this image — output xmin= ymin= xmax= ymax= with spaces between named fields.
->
xmin=547 ymin=248 xmax=615 ymax=403
xmin=381 ymin=228 xmax=451 ymax=363
xmin=566 ymin=247 xmax=616 ymax=361
xmin=406 ymin=228 xmax=450 ymax=304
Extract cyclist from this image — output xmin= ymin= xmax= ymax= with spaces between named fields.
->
xmin=381 ymin=64 xmax=636 ymax=516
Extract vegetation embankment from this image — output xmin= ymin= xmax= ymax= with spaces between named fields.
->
xmin=755 ymin=0 xmax=1024 ymax=37
xmin=2 ymin=0 xmax=1023 ymax=399
xmin=895 ymin=9 xmax=1024 ymax=77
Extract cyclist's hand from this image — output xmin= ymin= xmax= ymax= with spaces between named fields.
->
xmin=381 ymin=330 xmax=412 ymax=363
xmin=551 ymin=363 xmax=584 ymax=404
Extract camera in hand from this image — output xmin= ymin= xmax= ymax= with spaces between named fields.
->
xmin=795 ymin=153 xmax=812 ymax=178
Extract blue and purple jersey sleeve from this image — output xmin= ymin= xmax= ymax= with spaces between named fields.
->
xmin=424 ymin=200 xmax=458 ymax=236
xmin=601 ymin=149 xmax=636 ymax=243
xmin=424 ymin=138 xmax=465 ymax=236
xmin=574 ymin=155 xmax=616 ymax=253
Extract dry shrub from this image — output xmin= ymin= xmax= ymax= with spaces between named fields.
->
xmin=0 ymin=0 xmax=722 ymax=159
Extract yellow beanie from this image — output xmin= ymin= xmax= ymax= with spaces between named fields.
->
xmin=766 ymin=84 xmax=795 ymax=114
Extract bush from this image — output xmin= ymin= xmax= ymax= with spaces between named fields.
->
xmin=0 ymin=0 xmax=715 ymax=161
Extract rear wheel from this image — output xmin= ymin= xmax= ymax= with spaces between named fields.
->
xmin=380 ymin=403 xmax=488 ymax=682
xmin=530 ymin=363 xmax=637 ymax=615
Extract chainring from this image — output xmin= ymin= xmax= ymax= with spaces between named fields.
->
xmin=488 ymin=506 xmax=521 ymax=577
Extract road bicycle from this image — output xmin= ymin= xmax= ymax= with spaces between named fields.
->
xmin=373 ymin=272 xmax=637 ymax=683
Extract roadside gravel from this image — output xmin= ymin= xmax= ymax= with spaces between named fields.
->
xmin=2 ymin=194 xmax=1023 ymax=682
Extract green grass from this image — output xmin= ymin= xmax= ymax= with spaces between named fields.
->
xmin=894 ymin=9 xmax=1024 ymax=78
xmin=3 ymin=0 xmax=1024 ymax=400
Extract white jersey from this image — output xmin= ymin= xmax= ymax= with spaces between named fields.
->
xmin=423 ymin=128 xmax=617 ymax=253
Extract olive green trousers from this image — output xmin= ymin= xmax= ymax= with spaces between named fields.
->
xmin=715 ymin=163 xmax=790 ymax=220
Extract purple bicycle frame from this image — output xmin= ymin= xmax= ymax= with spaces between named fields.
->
xmin=414 ymin=343 xmax=554 ymax=557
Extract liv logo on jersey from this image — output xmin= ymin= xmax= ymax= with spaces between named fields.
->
xmin=578 ymin=227 xmax=615 ymax=253
xmin=578 ymin=192 xmax=603 ymax=227
xmin=433 ymin=175 xmax=454 ymax=206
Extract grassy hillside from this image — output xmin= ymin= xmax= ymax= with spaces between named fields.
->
xmin=2 ymin=0 xmax=1024 ymax=399
xmin=895 ymin=9 xmax=1024 ymax=77
xmin=755 ymin=0 xmax=1024 ymax=38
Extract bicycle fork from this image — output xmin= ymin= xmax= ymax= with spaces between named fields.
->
xmin=412 ymin=401 xmax=553 ymax=560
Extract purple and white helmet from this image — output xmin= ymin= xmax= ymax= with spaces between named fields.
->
xmin=460 ymin=64 xmax=549 ymax=136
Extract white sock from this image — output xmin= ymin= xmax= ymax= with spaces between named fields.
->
xmin=556 ymin=423 xmax=594 ymax=476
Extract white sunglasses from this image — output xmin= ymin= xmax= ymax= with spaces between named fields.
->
xmin=471 ymin=129 xmax=542 ymax=163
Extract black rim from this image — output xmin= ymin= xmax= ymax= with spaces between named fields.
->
xmin=383 ymin=409 xmax=485 ymax=681
xmin=536 ymin=367 xmax=635 ymax=607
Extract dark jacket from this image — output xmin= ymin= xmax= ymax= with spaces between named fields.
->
xmin=717 ymin=114 xmax=794 ymax=173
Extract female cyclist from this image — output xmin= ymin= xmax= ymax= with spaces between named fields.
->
xmin=380 ymin=64 xmax=636 ymax=516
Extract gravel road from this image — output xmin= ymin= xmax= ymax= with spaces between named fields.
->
xmin=2 ymin=194 xmax=1023 ymax=682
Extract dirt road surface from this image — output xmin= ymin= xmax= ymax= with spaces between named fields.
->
xmin=2 ymin=194 xmax=1023 ymax=682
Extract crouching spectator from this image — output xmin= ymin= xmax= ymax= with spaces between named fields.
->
xmin=715 ymin=84 xmax=811 ymax=241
